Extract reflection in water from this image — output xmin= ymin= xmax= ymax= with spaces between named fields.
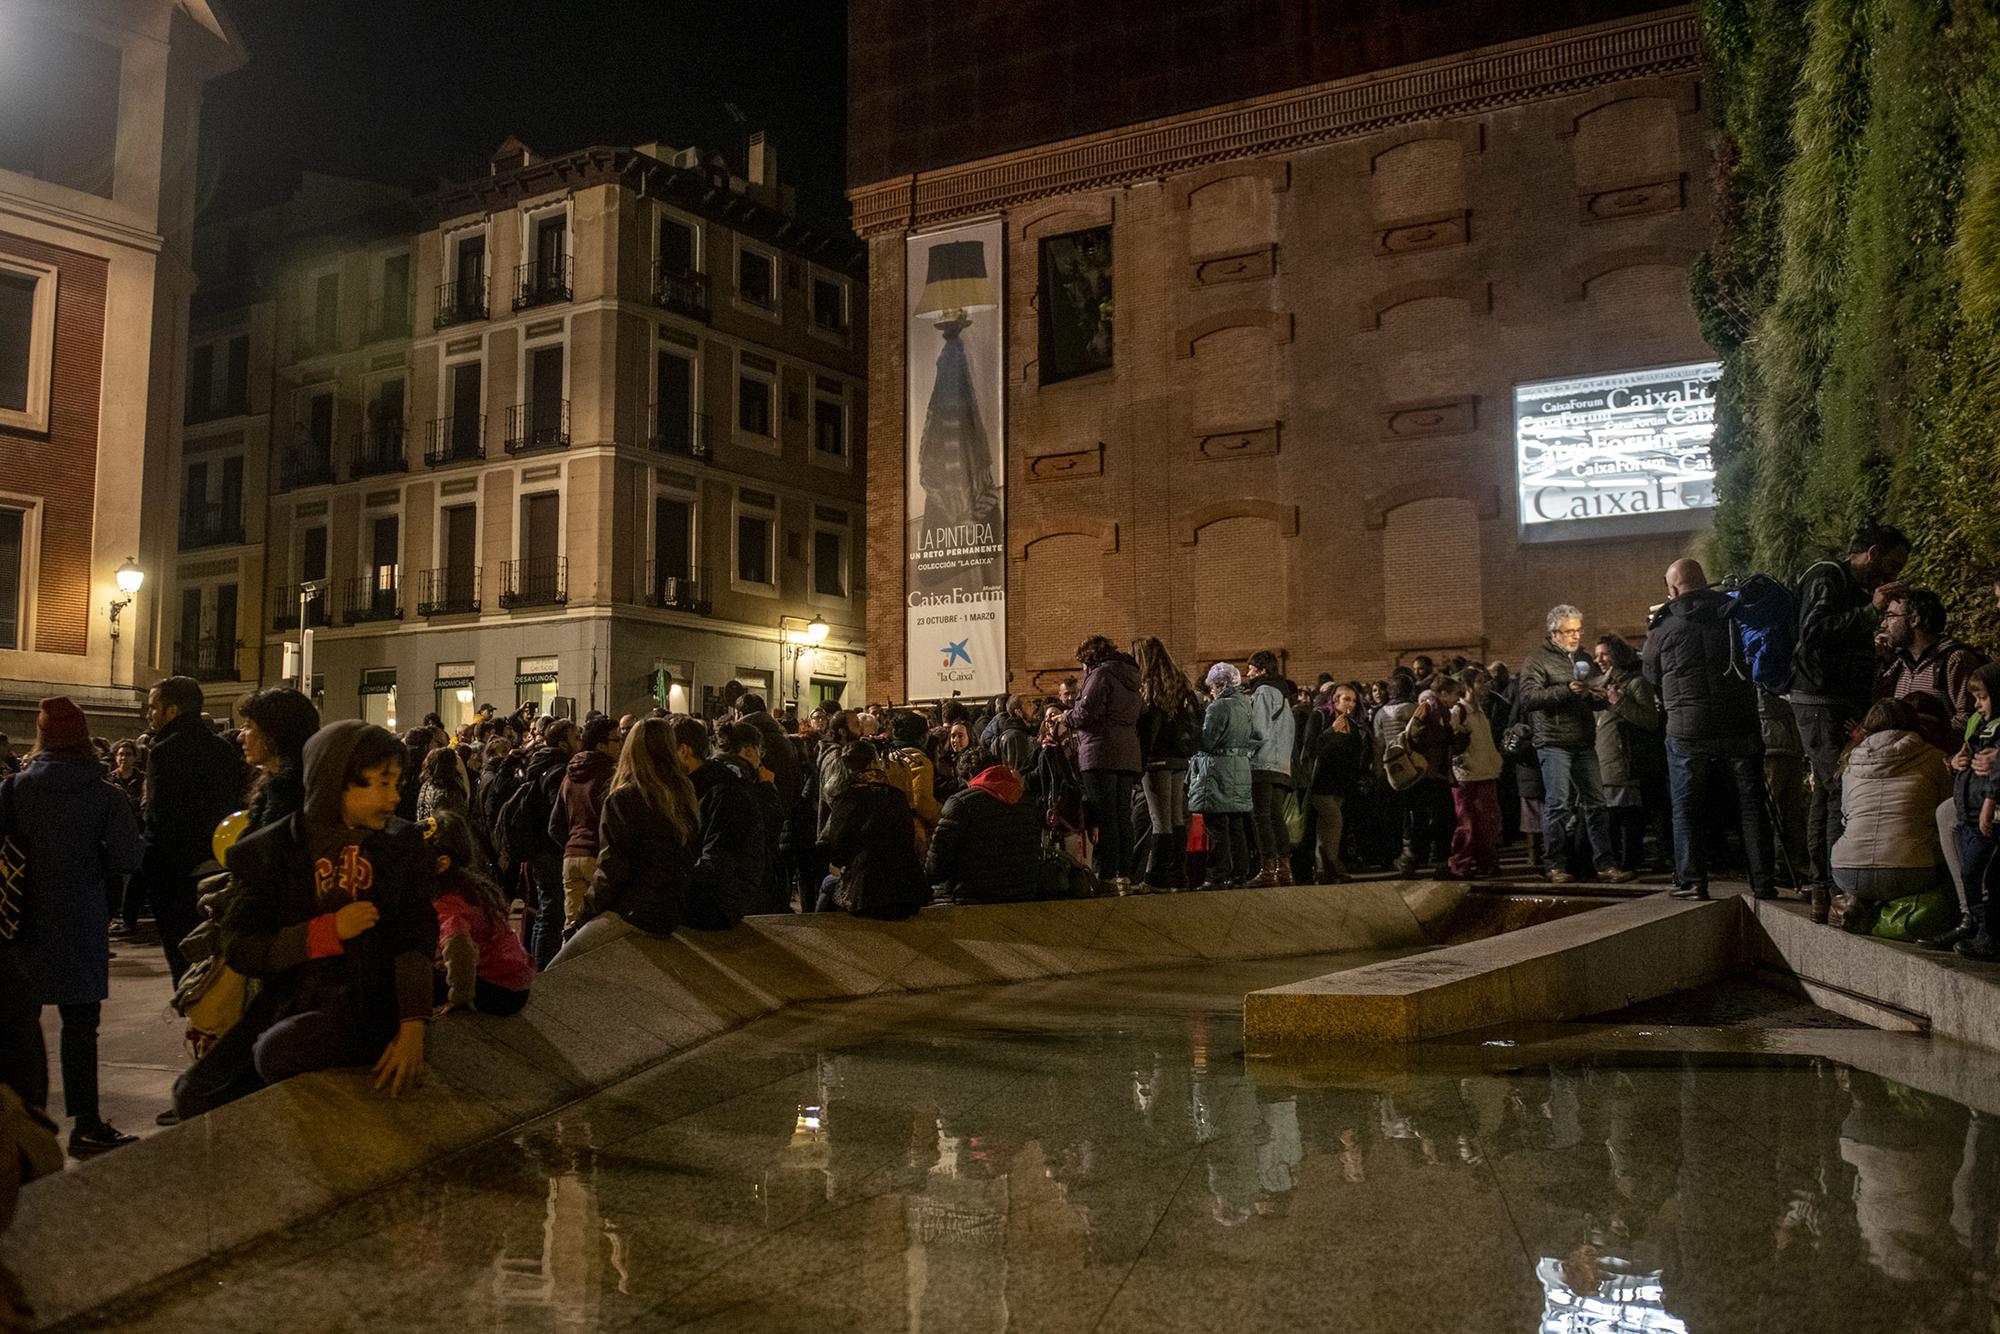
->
xmin=116 ymin=994 xmax=2000 ymax=1333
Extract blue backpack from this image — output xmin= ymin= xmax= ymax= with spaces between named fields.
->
xmin=1726 ymin=573 xmax=1797 ymax=692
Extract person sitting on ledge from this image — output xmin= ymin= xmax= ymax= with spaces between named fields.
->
xmin=172 ymin=722 xmax=437 ymax=1118
xmin=926 ymin=747 xmax=1041 ymax=906
xmin=550 ymin=718 xmax=702 ymax=965
xmin=428 ymin=813 xmax=532 ymax=1016
xmin=816 ymin=740 xmax=927 ymax=919
xmin=1828 ymin=698 xmax=1952 ymax=935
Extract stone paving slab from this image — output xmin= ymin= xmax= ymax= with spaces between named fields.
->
xmin=1243 ymin=892 xmax=1744 ymax=1049
xmin=3 ymin=879 xmax=1472 ymax=1330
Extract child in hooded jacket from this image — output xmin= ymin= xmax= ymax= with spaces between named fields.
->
xmin=429 ymin=812 xmax=533 ymax=1015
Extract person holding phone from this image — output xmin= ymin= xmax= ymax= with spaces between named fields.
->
xmin=1515 ymin=605 xmax=1635 ymax=885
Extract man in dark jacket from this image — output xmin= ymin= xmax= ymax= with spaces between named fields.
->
xmin=554 ymin=717 xmax=619 ymax=933
xmin=504 ymin=720 xmax=576 ymax=967
xmin=718 ymin=720 xmax=790 ymax=914
xmin=1790 ymin=523 xmax=1910 ymax=900
xmin=139 ymin=676 xmax=248 ymax=984
xmin=735 ymin=694 xmax=800 ymax=805
xmin=989 ymin=695 xmax=1039 ymax=775
xmin=671 ymin=717 xmax=767 ymax=927
xmin=926 ymin=750 xmax=1041 ymax=904
xmin=1641 ymin=559 xmax=1776 ymax=901
xmin=1517 ymin=607 xmax=1630 ymax=884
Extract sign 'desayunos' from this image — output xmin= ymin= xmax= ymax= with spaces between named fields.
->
xmin=1513 ymin=361 xmax=1722 ymax=544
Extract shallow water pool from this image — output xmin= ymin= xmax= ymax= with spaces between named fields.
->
xmin=90 ymin=952 xmax=2000 ymax=1333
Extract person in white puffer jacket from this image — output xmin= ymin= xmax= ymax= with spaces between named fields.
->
xmin=1830 ymin=698 xmax=1952 ymax=928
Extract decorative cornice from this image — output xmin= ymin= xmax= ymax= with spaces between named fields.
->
xmin=848 ymin=7 xmax=1699 ymax=238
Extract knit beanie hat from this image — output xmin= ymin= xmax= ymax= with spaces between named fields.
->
xmin=36 ymin=696 xmax=89 ymax=752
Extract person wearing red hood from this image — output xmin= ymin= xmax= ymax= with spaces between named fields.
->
xmin=925 ymin=748 xmax=1043 ymax=905
xmin=5 ymin=697 xmax=145 ymax=1155
xmin=554 ymin=717 xmax=620 ymax=934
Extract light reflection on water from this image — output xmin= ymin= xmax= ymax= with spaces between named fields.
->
xmin=440 ymin=1012 xmax=2000 ymax=1333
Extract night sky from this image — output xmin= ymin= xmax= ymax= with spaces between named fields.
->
xmin=198 ymin=0 xmax=850 ymax=230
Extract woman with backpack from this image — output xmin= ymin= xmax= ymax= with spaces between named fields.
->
xmin=1135 ymin=637 xmax=1198 ymax=891
xmin=816 ymin=740 xmax=927 ymax=918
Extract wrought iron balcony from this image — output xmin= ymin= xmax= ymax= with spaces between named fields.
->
xmin=500 ymin=556 xmax=566 ymax=610
xmin=503 ymin=400 xmax=570 ymax=455
xmin=648 ymin=406 xmax=710 ymax=459
xmin=416 ymin=567 xmax=481 ymax=617
xmin=281 ymin=447 xmax=336 ymax=489
xmin=364 ymin=294 xmax=412 ymax=342
xmin=434 ymin=273 xmax=488 ymax=328
xmin=645 ymin=561 xmax=711 ymax=614
xmin=424 ymin=415 xmax=485 ymax=467
xmin=294 ymin=315 xmax=340 ymax=359
xmin=513 ymin=254 xmax=572 ymax=310
xmin=340 ymin=575 xmax=402 ymax=625
xmin=271 ymin=583 xmax=330 ymax=632
xmin=172 ymin=637 xmax=240 ymax=684
xmin=179 ymin=502 xmax=245 ymax=550
xmin=351 ymin=423 xmax=408 ymax=477
xmin=652 ymin=263 xmax=710 ymax=321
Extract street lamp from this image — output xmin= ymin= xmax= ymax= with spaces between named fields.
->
xmin=108 ymin=557 xmax=144 ymax=643
xmin=780 ymin=615 xmax=831 ymax=708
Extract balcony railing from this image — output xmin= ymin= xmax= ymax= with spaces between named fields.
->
xmin=434 ymin=272 xmax=488 ymax=329
xmin=295 ymin=314 xmax=340 ymax=359
xmin=270 ymin=583 xmax=330 ymax=632
xmin=364 ymin=294 xmax=412 ymax=342
xmin=352 ymin=423 xmax=408 ymax=477
xmin=500 ymin=556 xmax=566 ymax=609
xmin=416 ymin=567 xmax=481 ymax=617
xmin=186 ymin=393 xmax=249 ymax=426
xmin=172 ymin=638 xmax=240 ymax=684
xmin=645 ymin=561 xmax=711 ymax=614
xmin=340 ymin=575 xmax=402 ymax=625
xmin=504 ymin=400 xmax=569 ymax=454
xmin=513 ymin=254 xmax=572 ymax=310
xmin=281 ymin=447 xmax=336 ymax=489
xmin=648 ymin=406 xmax=710 ymax=459
xmin=424 ymin=415 xmax=485 ymax=467
xmin=652 ymin=264 xmax=710 ymax=321
xmin=179 ymin=503 xmax=245 ymax=550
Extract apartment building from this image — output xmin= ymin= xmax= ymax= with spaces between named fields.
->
xmin=183 ymin=136 xmax=868 ymax=729
xmin=0 ymin=0 xmax=242 ymax=730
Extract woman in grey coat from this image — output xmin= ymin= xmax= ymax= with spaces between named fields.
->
xmin=1189 ymin=662 xmax=1256 ymax=889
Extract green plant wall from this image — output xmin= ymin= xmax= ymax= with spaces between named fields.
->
xmin=1698 ymin=0 xmax=2000 ymax=649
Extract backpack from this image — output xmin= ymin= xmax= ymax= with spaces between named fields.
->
xmin=881 ymin=747 xmax=940 ymax=828
xmin=1726 ymin=573 xmax=1798 ymax=693
xmin=494 ymin=766 xmax=557 ymax=871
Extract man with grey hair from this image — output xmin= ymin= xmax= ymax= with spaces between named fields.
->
xmin=986 ymin=693 xmax=1038 ymax=774
xmin=1517 ymin=605 xmax=1632 ymax=884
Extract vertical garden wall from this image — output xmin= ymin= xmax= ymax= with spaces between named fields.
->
xmin=1697 ymin=0 xmax=2000 ymax=647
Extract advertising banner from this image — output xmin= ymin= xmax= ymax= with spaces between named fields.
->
xmin=905 ymin=220 xmax=1007 ymax=699
xmin=1513 ymin=360 xmax=1722 ymax=543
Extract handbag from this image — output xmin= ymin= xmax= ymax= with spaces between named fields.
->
xmin=0 ymin=778 xmax=24 ymax=943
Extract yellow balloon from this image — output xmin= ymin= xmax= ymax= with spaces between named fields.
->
xmin=211 ymin=810 xmax=249 ymax=865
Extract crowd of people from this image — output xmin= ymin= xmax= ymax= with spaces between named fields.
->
xmin=1 ymin=520 xmax=1997 ymax=1166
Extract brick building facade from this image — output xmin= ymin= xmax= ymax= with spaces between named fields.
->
xmin=850 ymin=3 xmax=1712 ymax=696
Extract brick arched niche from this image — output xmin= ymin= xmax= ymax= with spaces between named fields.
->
xmin=1570 ymin=91 xmax=1687 ymax=193
xmin=1176 ymin=160 xmax=1289 ymax=259
xmin=1563 ymin=244 xmax=1700 ymax=304
xmin=1379 ymin=496 xmax=1486 ymax=648
xmin=1180 ymin=502 xmax=1297 ymax=660
xmin=1017 ymin=523 xmax=1130 ymax=672
xmin=1369 ymin=134 xmax=1469 ymax=222
xmin=1178 ymin=310 xmax=1293 ymax=437
xmin=1364 ymin=283 xmax=1488 ymax=402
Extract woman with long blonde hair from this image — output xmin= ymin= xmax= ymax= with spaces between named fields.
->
xmin=548 ymin=718 xmax=702 ymax=965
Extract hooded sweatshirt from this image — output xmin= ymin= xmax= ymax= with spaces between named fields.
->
xmin=925 ymin=764 xmax=1039 ymax=905
xmin=222 ymin=720 xmax=439 ymax=1039
xmin=558 ymin=747 xmax=616 ymax=858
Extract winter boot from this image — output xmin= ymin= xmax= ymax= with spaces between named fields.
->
xmin=1919 ymin=913 xmax=1977 ymax=951
xmin=1247 ymin=856 xmax=1279 ymax=888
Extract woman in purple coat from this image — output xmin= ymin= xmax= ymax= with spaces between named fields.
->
xmin=6 ymin=697 xmax=145 ymax=1155
xmin=1065 ymin=635 xmax=1143 ymax=891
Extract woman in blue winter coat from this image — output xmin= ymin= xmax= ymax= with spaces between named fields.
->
xmin=5 ymin=697 xmax=145 ymax=1156
xmin=1189 ymin=663 xmax=1256 ymax=889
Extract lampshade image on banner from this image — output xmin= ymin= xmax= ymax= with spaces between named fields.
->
xmin=905 ymin=220 xmax=1006 ymax=700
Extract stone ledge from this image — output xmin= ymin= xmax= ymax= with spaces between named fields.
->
xmin=1749 ymin=897 xmax=2000 ymax=1050
xmin=1243 ymin=892 xmax=1743 ymax=1048
xmin=4 ymin=879 xmax=1469 ymax=1329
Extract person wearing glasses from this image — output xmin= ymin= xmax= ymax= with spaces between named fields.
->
xmin=1515 ymin=605 xmax=1635 ymax=886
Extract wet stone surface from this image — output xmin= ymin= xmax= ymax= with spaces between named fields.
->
xmin=80 ymin=954 xmax=1999 ymax=1334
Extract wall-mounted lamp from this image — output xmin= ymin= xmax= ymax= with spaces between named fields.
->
xmin=108 ymin=557 xmax=144 ymax=643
